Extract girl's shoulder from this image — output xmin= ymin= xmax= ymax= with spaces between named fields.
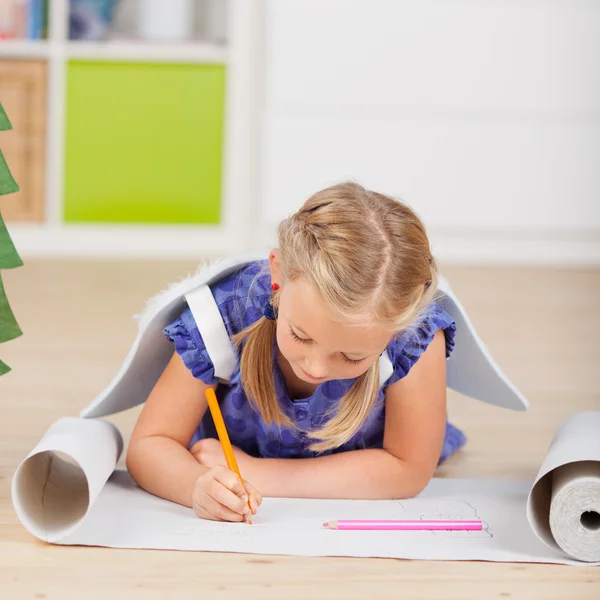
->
xmin=162 ymin=259 xmax=271 ymax=383
xmin=384 ymin=302 xmax=456 ymax=386
xmin=165 ymin=259 xmax=271 ymax=342
xmin=210 ymin=259 xmax=272 ymax=335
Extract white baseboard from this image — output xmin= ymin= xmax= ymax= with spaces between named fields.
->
xmin=430 ymin=235 xmax=600 ymax=267
xmin=250 ymin=225 xmax=600 ymax=267
xmin=6 ymin=223 xmax=246 ymax=260
xmin=7 ymin=223 xmax=600 ymax=267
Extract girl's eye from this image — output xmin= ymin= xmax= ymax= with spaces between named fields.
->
xmin=342 ymin=355 xmax=365 ymax=366
xmin=290 ymin=327 xmax=309 ymax=344
xmin=288 ymin=325 xmax=364 ymax=364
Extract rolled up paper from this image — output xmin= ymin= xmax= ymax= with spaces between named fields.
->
xmin=527 ymin=411 xmax=600 ymax=562
xmin=549 ymin=461 xmax=600 ymax=562
xmin=11 ymin=417 xmax=123 ymax=543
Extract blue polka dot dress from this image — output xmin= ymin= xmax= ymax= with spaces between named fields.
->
xmin=163 ymin=260 xmax=466 ymax=462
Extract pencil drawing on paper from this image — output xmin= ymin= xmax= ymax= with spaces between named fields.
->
xmin=395 ymin=499 xmax=493 ymax=538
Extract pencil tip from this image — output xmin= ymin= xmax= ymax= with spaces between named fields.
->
xmin=322 ymin=522 xmax=328 ymax=527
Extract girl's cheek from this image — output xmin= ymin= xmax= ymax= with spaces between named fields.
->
xmin=276 ymin=326 xmax=299 ymax=360
xmin=340 ymin=360 xmax=377 ymax=380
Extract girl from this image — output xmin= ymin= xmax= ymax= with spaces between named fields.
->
xmin=126 ymin=181 xmax=465 ymax=523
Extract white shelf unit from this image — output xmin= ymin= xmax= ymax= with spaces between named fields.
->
xmin=0 ymin=39 xmax=52 ymax=58
xmin=1 ymin=0 xmax=262 ymax=258
xmin=65 ymin=41 xmax=228 ymax=63
xmin=0 ymin=41 xmax=227 ymax=63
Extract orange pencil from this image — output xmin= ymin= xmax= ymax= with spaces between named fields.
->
xmin=204 ymin=388 xmax=253 ymax=524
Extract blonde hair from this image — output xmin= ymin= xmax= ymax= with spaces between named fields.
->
xmin=233 ymin=182 xmax=438 ymax=452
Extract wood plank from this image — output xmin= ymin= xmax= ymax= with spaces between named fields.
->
xmin=1 ymin=260 xmax=599 ymax=599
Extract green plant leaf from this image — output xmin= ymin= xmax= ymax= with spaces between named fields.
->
xmin=0 ymin=358 xmax=10 ymax=376
xmin=0 ymin=103 xmax=12 ymax=131
xmin=0 ymin=271 xmax=22 ymax=344
xmin=0 ymin=212 xmax=23 ymax=269
xmin=0 ymin=150 xmax=19 ymax=196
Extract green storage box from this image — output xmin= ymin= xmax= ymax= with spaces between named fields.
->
xmin=64 ymin=61 xmax=225 ymax=224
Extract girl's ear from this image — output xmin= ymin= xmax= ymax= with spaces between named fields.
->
xmin=269 ymin=249 xmax=282 ymax=285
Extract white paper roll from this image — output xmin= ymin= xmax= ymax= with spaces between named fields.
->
xmin=549 ymin=461 xmax=600 ymax=562
xmin=527 ymin=411 xmax=600 ymax=563
xmin=11 ymin=417 xmax=123 ymax=543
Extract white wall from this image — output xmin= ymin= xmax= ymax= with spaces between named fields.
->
xmin=256 ymin=0 xmax=600 ymax=264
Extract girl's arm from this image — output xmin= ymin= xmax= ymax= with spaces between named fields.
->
xmin=126 ymin=353 xmax=261 ymax=520
xmin=195 ymin=329 xmax=448 ymax=499
xmin=126 ymin=352 xmax=211 ymax=506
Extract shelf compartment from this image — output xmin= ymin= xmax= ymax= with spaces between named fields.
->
xmin=0 ymin=59 xmax=47 ymax=222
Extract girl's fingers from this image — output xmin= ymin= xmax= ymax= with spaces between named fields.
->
xmin=212 ymin=466 xmax=247 ymax=498
xmin=243 ymin=479 xmax=263 ymax=512
xmin=194 ymin=490 xmax=245 ymax=523
xmin=194 ymin=466 xmax=261 ymax=520
xmin=248 ymin=495 xmax=258 ymax=514
xmin=210 ymin=479 xmax=251 ymax=516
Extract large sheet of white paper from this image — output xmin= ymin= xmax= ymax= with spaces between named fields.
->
xmin=10 ymin=413 xmax=600 ymax=565
xmin=57 ymin=471 xmax=571 ymax=564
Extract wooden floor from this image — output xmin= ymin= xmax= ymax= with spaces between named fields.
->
xmin=1 ymin=259 xmax=599 ymax=599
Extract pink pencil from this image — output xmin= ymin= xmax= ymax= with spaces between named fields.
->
xmin=323 ymin=520 xmax=483 ymax=531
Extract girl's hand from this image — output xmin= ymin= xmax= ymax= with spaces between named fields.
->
xmin=191 ymin=465 xmax=262 ymax=522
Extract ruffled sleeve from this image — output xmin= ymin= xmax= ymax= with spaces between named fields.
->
xmin=383 ymin=302 xmax=456 ymax=388
xmin=163 ymin=307 xmax=217 ymax=384
xmin=162 ymin=260 xmax=271 ymax=384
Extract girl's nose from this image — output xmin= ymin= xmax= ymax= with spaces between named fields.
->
xmin=304 ymin=357 xmax=328 ymax=379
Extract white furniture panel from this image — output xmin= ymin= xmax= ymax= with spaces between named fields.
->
xmin=259 ymin=0 xmax=600 ymax=263
xmin=265 ymin=0 xmax=600 ymax=113
xmin=260 ymin=115 xmax=600 ymax=232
